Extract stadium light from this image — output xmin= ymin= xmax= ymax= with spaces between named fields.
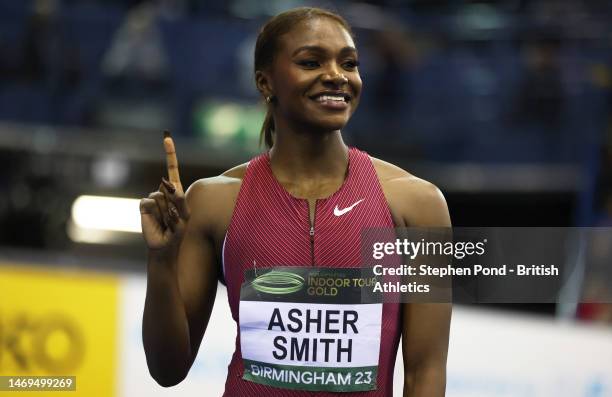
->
xmin=71 ymin=195 xmax=141 ymax=233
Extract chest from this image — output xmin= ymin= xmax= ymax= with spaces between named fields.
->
xmin=209 ymin=179 xmax=405 ymax=262
xmin=225 ymin=179 xmax=396 ymax=272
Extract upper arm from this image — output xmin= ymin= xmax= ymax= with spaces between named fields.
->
xmin=389 ymin=177 xmax=452 ymax=384
xmin=175 ymin=180 xmax=221 ymax=364
xmin=401 ymin=303 xmax=451 ymax=372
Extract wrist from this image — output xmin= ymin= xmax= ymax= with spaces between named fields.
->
xmin=147 ymin=248 xmax=179 ymax=271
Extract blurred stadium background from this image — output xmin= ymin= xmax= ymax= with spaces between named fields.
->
xmin=0 ymin=0 xmax=611 ymax=396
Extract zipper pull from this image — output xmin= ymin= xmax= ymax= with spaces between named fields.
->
xmin=309 ymin=226 xmax=315 ymax=266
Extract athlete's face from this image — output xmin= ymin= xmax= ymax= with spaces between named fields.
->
xmin=260 ymin=17 xmax=362 ymax=133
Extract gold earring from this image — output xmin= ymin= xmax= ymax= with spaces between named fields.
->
xmin=265 ymin=95 xmax=273 ymax=103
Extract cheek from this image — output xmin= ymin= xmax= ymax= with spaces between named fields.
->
xmin=351 ymin=74 xmax=363 ymax=97
xmin=276 ymin=70 xmax=311 ymax=97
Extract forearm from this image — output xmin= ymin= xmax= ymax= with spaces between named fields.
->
xmin=403 ymin=362 xmax=446 ymax=397
xmin=142 ymin=253 xmax=192 ymax=386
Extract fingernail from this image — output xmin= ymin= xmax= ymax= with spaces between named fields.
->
xmin=163 ymin=130 xmax=171 ymax=139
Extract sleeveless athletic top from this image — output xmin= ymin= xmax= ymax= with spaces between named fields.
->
xmin=222 ymin=147 xmax=401 ymax=396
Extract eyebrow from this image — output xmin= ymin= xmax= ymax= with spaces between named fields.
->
xmin=291 ymin=45 xmax=357 ymax=57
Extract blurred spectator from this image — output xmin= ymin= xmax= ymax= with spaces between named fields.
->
xmin=577 ymin=57 xmax=612 ymax=325
xmin=344 ymin=3 xmax=420 ymax=151
xmin=19 ymin=0 xmax=81 ymax=89
xmin=592 ymin=56 xmax=612 ymax=224
xmin=512 ymin=31 xmax=564 ymax=131
xmin=102 ymin=1 xmax=169 ymax=90
xmin=95 ymin=1 xmax=174 ymax=132
xmin=370 ymin=28 xmax=417 ymax=114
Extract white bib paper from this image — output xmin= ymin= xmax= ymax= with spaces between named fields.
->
xmin=239 ymin=267 xmax=382 ymax=392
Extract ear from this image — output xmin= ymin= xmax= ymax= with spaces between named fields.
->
xmin=255 ymin=70 xmax=274 ymax=98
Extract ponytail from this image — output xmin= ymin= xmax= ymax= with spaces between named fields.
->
xmin=260 ymin=106 xmax=274 ymax=148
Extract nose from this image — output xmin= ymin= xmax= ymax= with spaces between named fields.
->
xmin=321 ymin=64 xmax=348 ymax=85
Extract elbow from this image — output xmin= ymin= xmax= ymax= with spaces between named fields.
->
xmin=144 ymin=350 xmax=190 ymax=387
xmin=153 ymin=375 xmax=187 ymax=388
xmin=143 ymin=333 xmax=193 ymax=387
xmin=148 ymin=366 xmax=188 ymax=388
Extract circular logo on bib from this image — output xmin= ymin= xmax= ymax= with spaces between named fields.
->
xmin=251 ymin=270 xmax=305 ymax=295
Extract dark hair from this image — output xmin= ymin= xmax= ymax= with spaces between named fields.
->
xmin=254 ymin=7 xmax=354 ymax=148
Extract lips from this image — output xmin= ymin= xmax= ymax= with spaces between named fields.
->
xmin=310 ymin=91 xmax=351 ymax=102
xmin=309 ymin=91 xmax=351 ymax=110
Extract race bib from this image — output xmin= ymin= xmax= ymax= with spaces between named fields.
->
xmin=239 ymin=267 xmax=382 ymax=392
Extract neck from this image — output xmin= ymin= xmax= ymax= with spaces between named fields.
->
xmin=268 ymin=122 xmax=349 ymax=182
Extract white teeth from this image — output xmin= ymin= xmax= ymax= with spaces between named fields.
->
xmin=316 ymin=95 xmax=346 ymax=102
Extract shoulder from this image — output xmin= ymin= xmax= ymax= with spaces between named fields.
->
xmin=370 ymin=156 xmax=451 ymax=227
xmin=183 ymin=162 xmax=248 ymax=233
xmin=186 ymin=162 xmax=247 ymax=200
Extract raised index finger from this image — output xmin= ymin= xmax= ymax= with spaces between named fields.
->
xmin=163 ymin=130 xmax=182 ymax=191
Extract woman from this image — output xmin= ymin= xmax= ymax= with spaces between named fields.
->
xmin=140 ymin=7 xmax=451 ymax=397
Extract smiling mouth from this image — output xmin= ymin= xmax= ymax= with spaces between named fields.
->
xmin=309 ymin=92 xmax=351 ymax=110
xmin=310 ymin=92 xmax=351 ymax=103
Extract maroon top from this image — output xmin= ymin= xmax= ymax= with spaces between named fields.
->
xmin=222 ymin=147 xmax=401 ymax=396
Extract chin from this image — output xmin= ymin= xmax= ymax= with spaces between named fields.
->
xmin=308 ymin=115 xmax=351 ymax=132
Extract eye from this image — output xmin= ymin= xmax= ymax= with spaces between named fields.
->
xmin=297 ymin=60 xmax=320 ymax=68
xmin=342 ymin=59 xmax=360 ymax=70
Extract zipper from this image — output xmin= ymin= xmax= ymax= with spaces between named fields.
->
xmin=309 ymin=200 xmax=317 ymax=266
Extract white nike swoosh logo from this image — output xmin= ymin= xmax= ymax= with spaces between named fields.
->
xmin=334 ymin=199 xmax=365 ymax=216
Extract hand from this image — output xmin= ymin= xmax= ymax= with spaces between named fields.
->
xmin=140 ymin=131 xmax=191 ymax=253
